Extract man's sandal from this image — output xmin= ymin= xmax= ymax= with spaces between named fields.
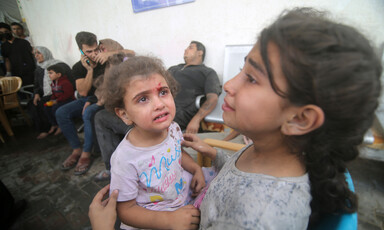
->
xmin=61 ymin=154 xmax=80 ymax=171
xmin=74 ymin=157 xmax=93 ymax=176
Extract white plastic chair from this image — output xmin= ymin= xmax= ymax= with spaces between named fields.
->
xmin=197 ymin=45 xmax=253 ymax=124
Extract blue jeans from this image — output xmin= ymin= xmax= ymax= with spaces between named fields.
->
xmin=56 ymin=97 xmax=101 ymax=152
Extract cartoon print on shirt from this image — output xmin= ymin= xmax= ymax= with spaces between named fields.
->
xmin=175 ymin=178 xmax=187 ymax=195
xmin=139 ymin=140 xmax=182 ymax=188
xmin=148 ymin=155 xmax=155 ymax=167
xmin=149 ymin=195 xmax=164 ymax=203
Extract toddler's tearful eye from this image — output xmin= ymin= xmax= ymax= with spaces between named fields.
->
xmin=160 ymin=89 xmax=169 ymax=96
xmin=138 ymin=96 xmax=147 ymax=103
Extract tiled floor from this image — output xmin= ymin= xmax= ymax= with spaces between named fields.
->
xmin=0 ymin=125 xmax=109 ymax=230
xmin=0 ymin=125 xmax=383 ymax=229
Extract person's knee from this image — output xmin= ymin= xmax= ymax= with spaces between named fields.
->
xmin=83 ymin=106 xmax=98 ymax=122
xmin=55 ymin=106 xmax=66 ymax=121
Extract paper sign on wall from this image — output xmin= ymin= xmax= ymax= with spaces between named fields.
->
xmin=132 ymin=0 xmax=195 ymax=13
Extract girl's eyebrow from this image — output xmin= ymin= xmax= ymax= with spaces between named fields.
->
xmin=132 ymin=86 xmax=169 ymax=100
xmin=247 ymin=57 xmax=266 ymax=76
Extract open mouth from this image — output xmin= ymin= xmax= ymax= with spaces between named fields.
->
xmin=154 ymin=112 xmax=169 ymax=121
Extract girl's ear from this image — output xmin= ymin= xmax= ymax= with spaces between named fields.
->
xmin=115 ymin=107 xmax=133 ymax=126
xmin=281 ymin=105 xmax=324 ymax=136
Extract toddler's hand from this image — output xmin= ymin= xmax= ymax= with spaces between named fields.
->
xmin=191 ymin=168 xmax=206 ymax=196
xmin=170 ymin=205 xmax=200 ymax=229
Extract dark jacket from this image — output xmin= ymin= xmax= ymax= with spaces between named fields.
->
xmin=50 ymin=75 xmax=75 ymax=102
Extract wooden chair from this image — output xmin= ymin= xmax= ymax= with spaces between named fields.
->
xmin=0 ymin=130 xmax=4 ymax=143
xmin=0 ymin=77 xmax=32 ymax=127
xmin=197 ymin=138 xmax=357 ymax=229
xmin=0 ymin=105 xmax=14 ymax=140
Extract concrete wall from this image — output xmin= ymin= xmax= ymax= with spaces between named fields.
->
xmin=19 ymin=0 xmax=384 ymax=81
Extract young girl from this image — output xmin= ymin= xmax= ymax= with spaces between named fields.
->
xmin=183 ymin=8 xmax=382 ymax=229
xmin=103 ymin=55 xmax=207 ymax=229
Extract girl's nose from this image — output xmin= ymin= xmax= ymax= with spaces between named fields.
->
xmin=223 ymin=81 xmax=230 ymax=94
xmin=153 ymin=97 xmax=166 ymax=110
xmin=224 ymin=73 xmax=240 ymax=96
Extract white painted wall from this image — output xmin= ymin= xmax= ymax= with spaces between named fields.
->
xmin=18 ymin=0 xmax=384 ymax=82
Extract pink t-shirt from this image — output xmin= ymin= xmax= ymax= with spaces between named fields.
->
xmin=110 ymin=122 xmax=192 ymax=212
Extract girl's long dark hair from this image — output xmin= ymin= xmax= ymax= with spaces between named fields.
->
xmin=259 ymin=8 xmax=382 ymax=227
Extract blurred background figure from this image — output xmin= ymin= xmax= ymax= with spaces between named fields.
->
xmin=10 ymin=22 xmax=32 ymax=45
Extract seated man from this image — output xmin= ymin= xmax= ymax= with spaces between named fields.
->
xmin=169 ymin=40 xmax=221 ymax=133
xmin=57 ymin=31 xmax=134 ymax=175
xmin=93 ymin=41 xmax=221 ymax=181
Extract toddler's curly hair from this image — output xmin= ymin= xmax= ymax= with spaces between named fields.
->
xmin=102 ymin=55 xmax=179 ymax=113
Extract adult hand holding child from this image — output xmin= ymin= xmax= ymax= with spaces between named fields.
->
xmin=89 ymin=184 xmax=118 ymax=230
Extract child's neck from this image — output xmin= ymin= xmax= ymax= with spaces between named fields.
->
xmin=127 ymin=127 xmax=168 ymax=147
xmin=236 ymin=140 xmax=305 ymax=177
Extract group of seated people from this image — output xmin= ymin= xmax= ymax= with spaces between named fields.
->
xmin=57 ymin=33 xmax=221 ymax=177
xmin=1 ymin=7 xmax=383 ymax=229
xmin=1 ymin=22 xmax=222 ymax=178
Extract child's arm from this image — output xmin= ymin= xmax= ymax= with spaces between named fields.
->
xmin=182 ymin=133 xmax=218 ymax=160
xmin=181 ymin=150 xmax=205 ymax=196
xmin=95 ymin=49 xmax=135 ymax=64
xmin=183 ymin=134 xmax=234 ymax=172
xmin=117 ymin=200 xmax=200 ymax=229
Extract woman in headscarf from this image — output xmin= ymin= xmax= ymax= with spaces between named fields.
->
xmin=29 ymin=46 xmax=71 ymax=139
